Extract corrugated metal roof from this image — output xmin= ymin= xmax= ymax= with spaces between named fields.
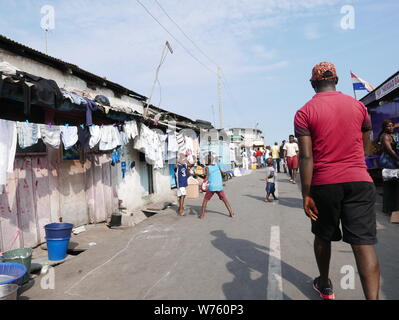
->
xmin=360 ymin=70 xmax=399 ymax=106
xmin=0 ymin=34 xmax=147 ymax=101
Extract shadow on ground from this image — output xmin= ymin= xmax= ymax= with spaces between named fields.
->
xmin=243 ymin=194 xmax=303 ymax=210
xmin=276 ymin=197 xmax=303 ymax=209
xmin=189 ymin=206 xmax=232 ymax=218
xmin=210 ymin=230 xmax=318 ymax=300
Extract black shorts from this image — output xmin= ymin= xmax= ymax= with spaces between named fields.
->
xmin=310 ymin=182 xmax=377 ymax=245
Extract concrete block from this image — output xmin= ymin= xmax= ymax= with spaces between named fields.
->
xmin=121 ymin=213 xmax=135 ymax=227
xmin=390 ymin=211 xmax=399 ymax=223
xmin=132 ymin=210 xmax=148 ymax=225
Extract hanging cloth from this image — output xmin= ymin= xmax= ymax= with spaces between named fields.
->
xmin=60 ymin=125 xmax=79 ymax=150
xmin=0 ymin=119 xmax=17 ymax=186
xmin=40 ymin=124 xmax=61 ymax=148
xmin=16 ymin=122 xmax=41 ymax=149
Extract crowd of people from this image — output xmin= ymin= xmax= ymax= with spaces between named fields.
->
xmin=172 ymin=62 xmax=398 ymax=301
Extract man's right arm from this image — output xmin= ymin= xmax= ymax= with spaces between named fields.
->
xmin=298 ymin=136 xmax=318 ymax=221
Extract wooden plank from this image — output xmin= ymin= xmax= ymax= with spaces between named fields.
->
xmin=102 ymin=160 xmax=112 ymax=219
xmin=85 ymin=154 xmax=96 ymax=224
xmin=16 ymin=157 xmax=38 ymax=248
xmin=93 ymin=154 xmax=106 ymax=223
xmin=59 ymin=160 xmax=88 ymax=226
xmin=47 ymin=147 xmax=61 ymax=223
xmin=0 ymin=163 xmax=20 ymax=252
xmin=32 ymin=156 xmax=52 ymax=243
xmin=110 ymin=163 xmax=119 ymax=212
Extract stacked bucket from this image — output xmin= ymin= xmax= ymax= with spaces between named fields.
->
xmin=44 ymin=223 xmax=74 ymax=261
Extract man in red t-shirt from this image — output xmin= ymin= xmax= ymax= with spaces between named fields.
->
xmin=295 ymin=62 xmax=380 ymax=300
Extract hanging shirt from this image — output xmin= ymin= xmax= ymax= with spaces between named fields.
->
xmin=0 ymin=119 xmax=17 ymax=186
xmin=60 ymin=125 xmax=78 ymax=150
xmin=145 ymin=129 xmax=158 ymax=165
xmin=78 ymin=126 xmax=91 ymax=150
xmin=176 ymin=132 xmax=186 ymax=155
xmin=176 ymin=163 xmax=188 ymax=188
xmin=167 ymin=130 xmax=178 ymax=152
xmin=16 ymin=122 xmax=41 ymax=149
xmin=83 ymin=97 xmax=98 ymax=126
xmin=134 ymin=123 xmax=150 ymax=153
xmin=119 ymin=130 xmax=129 ymax=146
xmin=40 ymin=124 xmax=61 ymax=148
xmin=89 ymin=125 xmax=102 ymax=149
xmin=99 ymin=125 xmax=121 ymax=151
xmin=124 ymin=120 xmax=139 ymax=140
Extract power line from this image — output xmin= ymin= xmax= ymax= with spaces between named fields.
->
xmin=153 ymin=0 xmax=219 ymax=67
xmin=136 ymin=0 xmax=216 ymax=76
xmin=153 ymin=0 xmax=237 ymax=102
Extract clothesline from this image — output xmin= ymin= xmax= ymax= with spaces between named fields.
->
xmin=0 ymin=117 xmax=201 ymax=187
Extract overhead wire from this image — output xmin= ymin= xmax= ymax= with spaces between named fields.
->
xmin=153 ymin=0 xmax=219 ymax=68
xmin=138 ymin=0 xmax=243 ymax=127
xmin=135 ymin=0 xmax=217 ymax=76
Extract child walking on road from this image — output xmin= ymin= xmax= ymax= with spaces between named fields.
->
xmin=265 ymin=158 xmax=278 ymax=202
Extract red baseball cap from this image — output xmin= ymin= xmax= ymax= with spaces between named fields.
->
xmin=310 ymin=62 xmax=338 ymax=81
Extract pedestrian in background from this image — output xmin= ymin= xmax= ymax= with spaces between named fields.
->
xmin=264 ymin=158 xmax=278 ymax=202
xmin=376 ymin=119 xmax=399 ymax=214
xmin=295 ymin=61 xmax=380 ymax=300
xmin=200 ymin=154 xmax=234 ymax=219
xmin=279 ymin=140 xmax=287 ymax=173
xmin=377 ymin=119 xmax=399 ymax=169
xmin=256 ymin=148 xmax=263 ymax=168
xmin=271 ymin=142 xmax=281 ymax=172
xmin=284 ymin=135 xmax=299 ymax=183
xmin=241 ymin=148 xmax=248 ymax=170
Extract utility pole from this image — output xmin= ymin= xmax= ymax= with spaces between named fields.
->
xmin=45 ymin=29 xmax=48 ymax=54
xmin=211 ymin=104 xmax=216 ymax=128
xmin=217 ymin=66 xmax=223 ymax=129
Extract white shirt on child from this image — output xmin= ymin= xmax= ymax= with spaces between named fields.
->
xmin=265 ymin=166 xmax=276 ymax=183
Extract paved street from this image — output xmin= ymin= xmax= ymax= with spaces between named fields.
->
xmin=23 ymin=169 xmax=399 ymax=300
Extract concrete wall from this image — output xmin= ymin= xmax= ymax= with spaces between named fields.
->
xmin=113 ymin=141 xmax=174 ymax=212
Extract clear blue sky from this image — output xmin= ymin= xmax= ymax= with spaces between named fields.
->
xmin=1 ymin=0 xmax=398 ymax=144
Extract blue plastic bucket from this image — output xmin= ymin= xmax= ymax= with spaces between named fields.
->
xmin=0 ymin=263 xmax=27 ymax=285
xmin=46 ymin=237 xmax=71 ymax=261
xmin=44 ymin=223 xmax=74 ymax=239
